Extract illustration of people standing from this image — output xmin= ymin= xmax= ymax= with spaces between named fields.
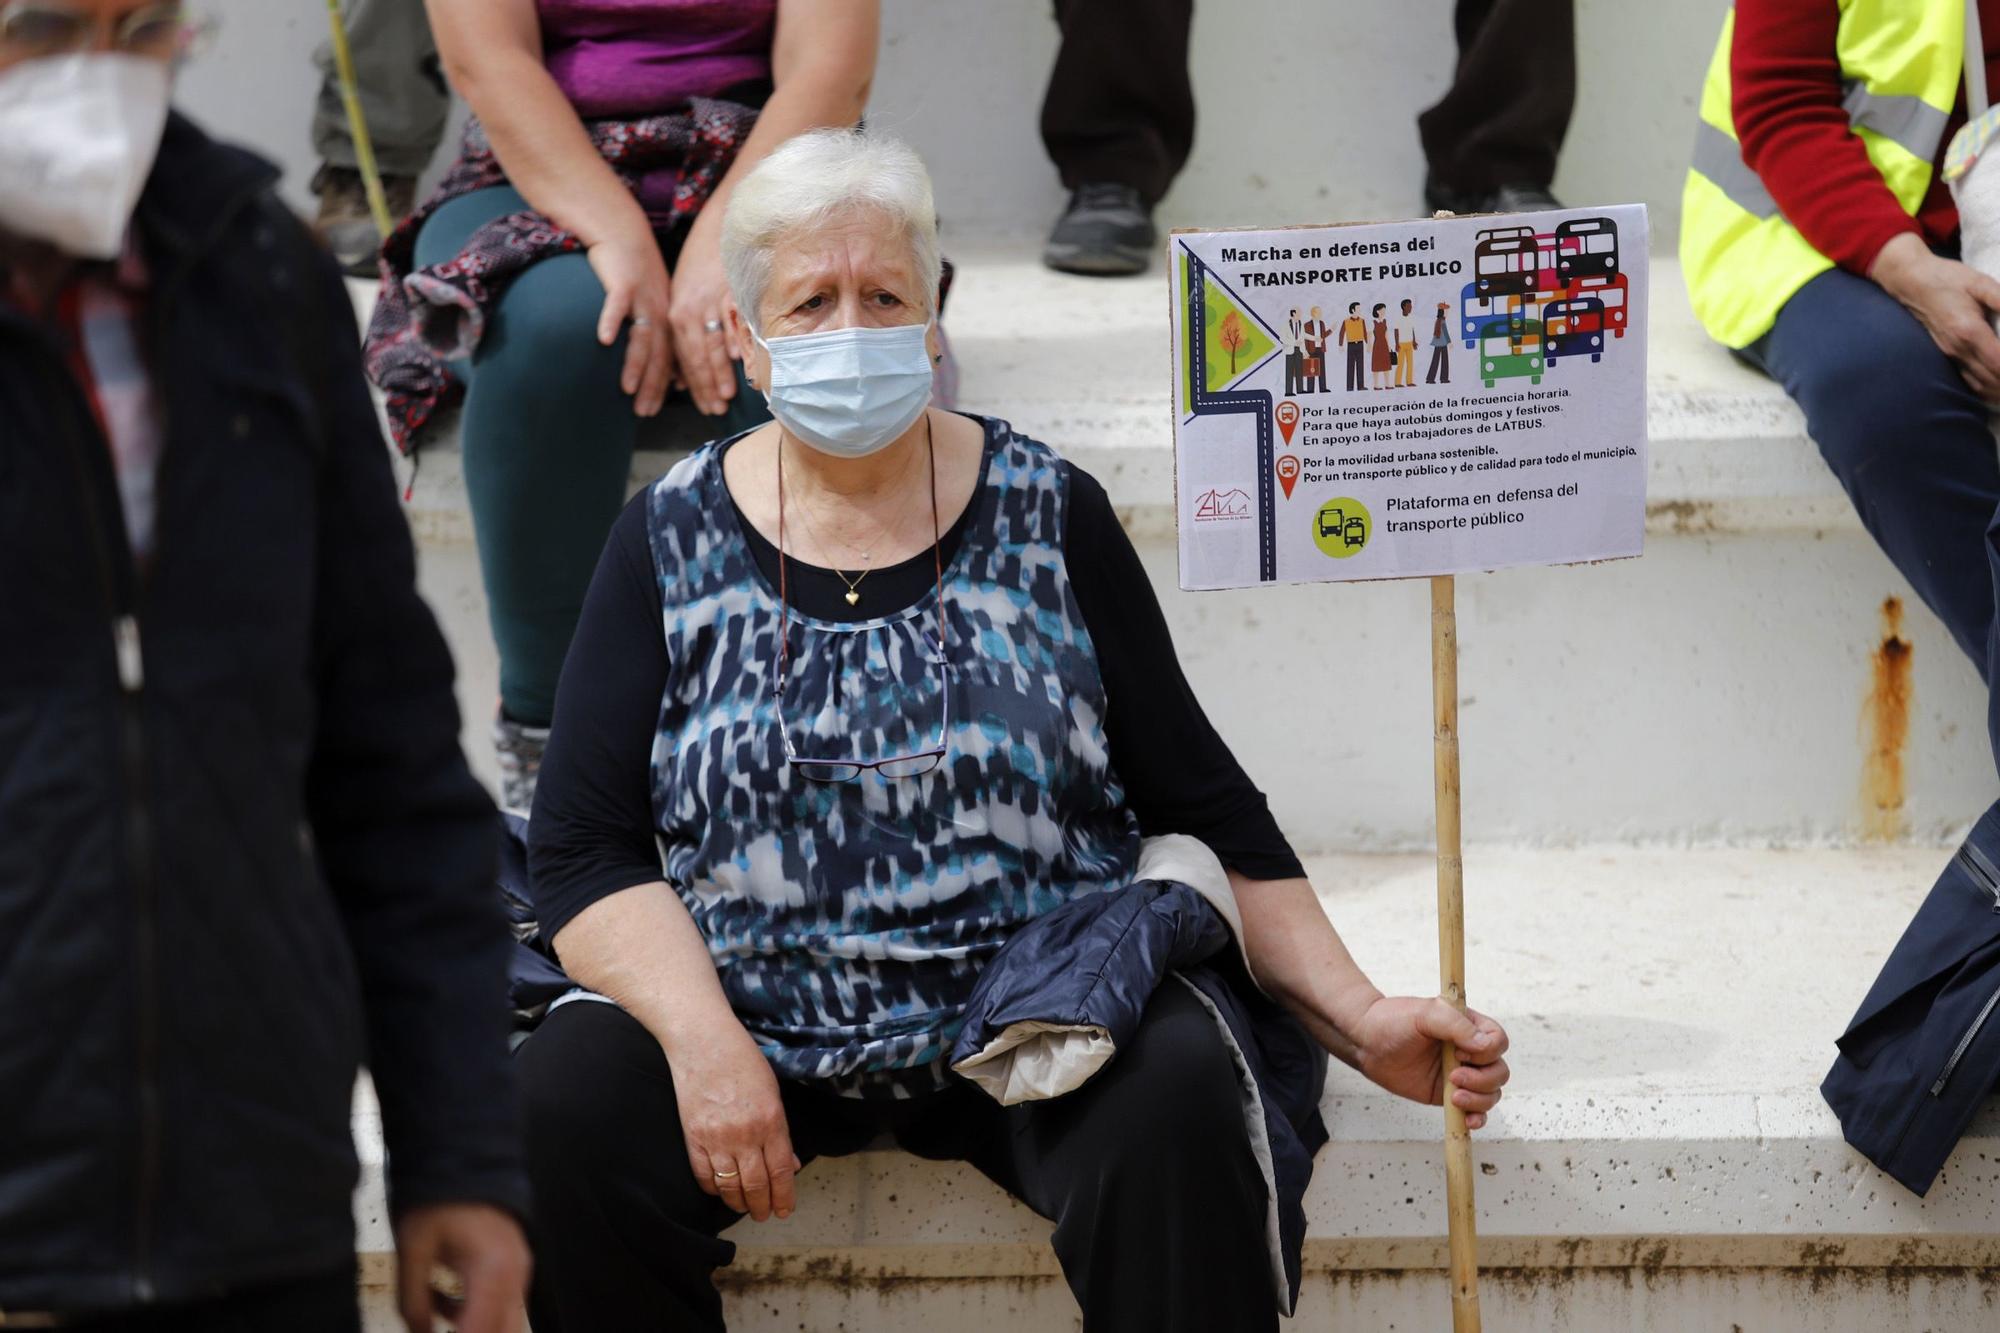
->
xmin=1395 ymin=298 xmax=1419 ymax=387
xmin=1341 ymin=301 xmax=1367 ymax=391
xmin=1284 ymin=307 xmax=1305 ymax=396
xmin=1304 ymin=305 xmax=1332 ymax=393
xmin=1370 ymin=302 xmax=1393 ymax=389
xmin=1427 ymin=300 xmax=1452 ymax=384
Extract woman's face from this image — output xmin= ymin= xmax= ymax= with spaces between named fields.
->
xmin=735 ymin=207 xmax=939 ymax=389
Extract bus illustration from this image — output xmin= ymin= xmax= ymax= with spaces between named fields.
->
xmin=1543 ymin=297 xmax=1607 ymax=366
xmin=1459 ymin=280 xmax=1530 ymax=346
xmin=1564 ymin=271 xmax=1628 ymax=337
xmin=1472 ymin=232 xmax=1539 ymax=298
xmin=1555 ymin=216 xmax=1619 ymax=284
xmin=1477 ymin=317 xmax=1545 ymax=387
xmin=1316 ymin=506 xmax=1368 ymax=549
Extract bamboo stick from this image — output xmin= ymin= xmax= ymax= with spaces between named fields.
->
xmin=1430 ymin=573 xmax=1482 ymax=1331
xmin=322 ymin=0 xmax=395 ymax=240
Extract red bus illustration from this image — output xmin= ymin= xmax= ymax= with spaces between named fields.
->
xmin=1564 ymin=272 xmax=1629 ymax=337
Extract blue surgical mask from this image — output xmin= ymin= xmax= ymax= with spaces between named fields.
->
xmin=752 ymin=318 xmax=935 ymax=459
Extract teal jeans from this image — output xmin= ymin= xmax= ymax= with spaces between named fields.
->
xmin=415 ymin=186 xmax=769 ymax=725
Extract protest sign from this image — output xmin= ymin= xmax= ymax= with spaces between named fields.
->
xmin=1170 ymin=206 xmax=1648 ymax=590
xmin=1169 ymin=207 xmax=1652 ymax=1333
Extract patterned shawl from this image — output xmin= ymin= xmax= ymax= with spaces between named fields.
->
xmin=362 ymin=98 xmax=759 ymax=451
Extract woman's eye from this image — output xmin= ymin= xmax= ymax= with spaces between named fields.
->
xmin=798 ymin=295 xmax=824 ymax=312
xmin=874 ymin=293 xmax=902 ymax=306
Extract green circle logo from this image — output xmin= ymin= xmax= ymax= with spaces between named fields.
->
xmin=1311 ymin=496 xmax=1371 ymax=558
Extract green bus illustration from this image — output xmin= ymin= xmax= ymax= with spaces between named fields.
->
xmin=1478 ymin=317 xmax=1544 ymax=388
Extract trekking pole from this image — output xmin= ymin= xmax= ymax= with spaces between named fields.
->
xmin=1430 ymin=571 xmax=1483 ymax=1331
xmin=322 ymin=0 xmax=395 ymax=241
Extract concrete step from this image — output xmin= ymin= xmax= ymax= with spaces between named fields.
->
xmin=370 ymin=252 xmax=1998 ymax=850
xmin=351 ymin=844 xmax=2000 ymax=1330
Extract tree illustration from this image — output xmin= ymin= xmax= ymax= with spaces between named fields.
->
xmin=1218 ymin=309 xmax=1247 ymax=373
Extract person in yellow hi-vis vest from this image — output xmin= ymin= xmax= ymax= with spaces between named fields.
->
xmin=1684 ymin=0 xmax=2000 ymax=1199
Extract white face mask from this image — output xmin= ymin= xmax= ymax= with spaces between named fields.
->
xmin=0 ymin=54 xmax=171 ymax=260
xmin=752 ymin=318 xmax=935 ymax=459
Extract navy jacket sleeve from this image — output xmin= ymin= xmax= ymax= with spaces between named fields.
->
xmin=526 ymin=493 xmax=670 ymax=942
xmin=299 ymin=241 xmax=528 ymax=1222
xmin=1065 ymin=465 xmax=1306 ymax=881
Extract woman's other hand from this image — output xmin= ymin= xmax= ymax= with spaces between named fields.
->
xmin=669 ymin=1025 xmax=800 ymax=1221
xmin=669 ymin=214 xmax=740 ymax=416
xmin=587 ymin=220 xmax=675 ymax=417
xmin=1870 ymin=232 xmax=2000 ymax=401
xmin=1349 ymin=996 xmax=1510 ymax=1131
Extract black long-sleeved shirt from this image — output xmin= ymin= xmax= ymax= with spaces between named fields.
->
xmin=529 ymin=453 xmax=1303 ymax=939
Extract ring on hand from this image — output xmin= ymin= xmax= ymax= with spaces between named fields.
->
xmin=703 ymin=317 xmax=724 ymax=333
xmin=631 ymin=315 xmax=653 ymax=329
xmin=712 ymin=1168 xmax=740 ymax=1180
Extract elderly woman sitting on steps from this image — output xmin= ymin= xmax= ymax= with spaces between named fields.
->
xmin=519 ymin=129 xmax=1513 ymax=1333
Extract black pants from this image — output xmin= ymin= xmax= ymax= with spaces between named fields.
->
xmin=1346 ymin=341 xmax=1366 ymax=391
xmin=1042 ymin=0 xmax=1572 ymax=205
xmin=1041 ymin=0 xmax=1196 ymax=204
xmin=61 ymin=1268 xmax=357 ymax=1331
xmin=520 ymin=987 xmax=1276 ymax=1332
xmin=1428 ymin=344 xmax=1451 ymax=384
xmin=1418 ymin=0 xmax=1577 ymax=193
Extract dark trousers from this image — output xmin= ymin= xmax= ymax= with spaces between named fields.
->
xmin=1418 ymin=0 xmax=1577 ymax=193
xmin=1740 ymin=267 xmax=1998 ymax=683
xmin=1345 ymin=341 xmax=1366 ymax=391
xmin=1307 ymin=346 xmax=1328 ymax=392
xmin=1284 ymin=350 xmax=1302 ymax=396
xmin=61 ymin=1268 xmax=357 ymax=1331
xmin=1428 ymin=344 xmax=1451 ymax=383
xmin=1043 ymin=0 xmax=1572 ymax=205
xmin=520 ymin=988 xmax=1277 ymax=1333
xmin=1041 ymin=0 xmax=1196 ymax=204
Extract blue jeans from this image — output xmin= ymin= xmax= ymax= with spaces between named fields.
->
xmin=1741 ymin=267 xmax=2000 ymax=684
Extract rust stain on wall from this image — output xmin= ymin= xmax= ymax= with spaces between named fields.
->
xmin=1862 ymin=597 xmax=1912 ymax=841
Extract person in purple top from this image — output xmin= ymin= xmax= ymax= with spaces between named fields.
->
xmin=410 ymin=0 xmax=878 ymax=809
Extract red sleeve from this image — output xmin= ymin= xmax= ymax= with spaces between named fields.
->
xmin=1730 ymin=0 xmax=1921 ymax=276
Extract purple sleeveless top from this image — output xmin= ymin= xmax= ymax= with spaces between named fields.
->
xmin=539 ymin=0 xmax=778 ymax=118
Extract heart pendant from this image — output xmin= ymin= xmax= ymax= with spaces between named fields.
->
xmin=845 ymin=590 xmax=860 ymax=606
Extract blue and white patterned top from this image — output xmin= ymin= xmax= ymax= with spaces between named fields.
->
xmin=643 ymin=418 xmax=1143 ymax=1090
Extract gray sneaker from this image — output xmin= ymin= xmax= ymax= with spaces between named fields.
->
xmin=1043 ymin=182 xmax=1156 ymax=277
xmin=493 ymin=714 xmax=550 ymax=815
xmin=311 ymin=164 xmax=418 ymax=277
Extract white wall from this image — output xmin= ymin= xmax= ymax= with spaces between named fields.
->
xmin=176 ymin=0 xmax=1723 ymax=245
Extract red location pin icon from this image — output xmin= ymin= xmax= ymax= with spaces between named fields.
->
xmin=1275 ymin=399 xmax=1300 ymax=446
xmin=1276 ymin=454 xmax=1300 ymax=500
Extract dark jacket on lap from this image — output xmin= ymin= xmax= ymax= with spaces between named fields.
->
xmin=950 ymin=847 xmax=1328 ymax=1312
xmin=1823 ymin=803 xmax=2000 ymax=1195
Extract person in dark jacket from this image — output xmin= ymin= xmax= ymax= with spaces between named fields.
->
xmin=0 ymin=6 xmax=530 ymax=1328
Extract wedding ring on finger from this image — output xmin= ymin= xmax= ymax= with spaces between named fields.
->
xmin=631 ymin=315 xmax=653 ymax=329
xmin=703 ymin=317 xmax=724 ymax=333
xmin=713 ymin=1167 xmax=740 ymax=1181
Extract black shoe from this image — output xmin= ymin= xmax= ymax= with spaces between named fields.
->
xmin=1423 ymin=174 xmax=1563 ymax=216
xmin=1043 ymin=182 xmax=1156 ymax=276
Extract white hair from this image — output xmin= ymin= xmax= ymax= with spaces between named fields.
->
xmin=721 ymin=128 xmax=942 ymax=333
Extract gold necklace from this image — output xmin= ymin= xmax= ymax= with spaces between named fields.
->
xmin=779 ymin=436 xmax=926 ymax=605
